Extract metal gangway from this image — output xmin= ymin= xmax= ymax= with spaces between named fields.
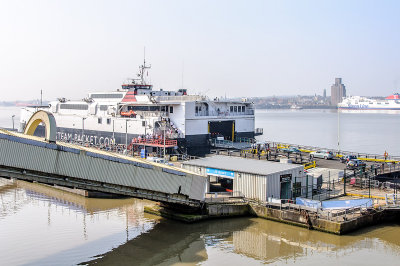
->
xmin=211 ymin=138 xmax=254 ymax=150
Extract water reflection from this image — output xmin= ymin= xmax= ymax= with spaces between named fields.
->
xmin=87 ymin=216 xmax=400 ymax=266
xmin=0 ymin=178 xmax=159 ymax=265
xmin=1 ymin=177 xmax=400 ymax=266
xmin=86 ymin=218 xmax=253 ymax=265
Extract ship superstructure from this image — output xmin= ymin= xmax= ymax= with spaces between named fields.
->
xmin=19 ymin=60 xmax=258 ymax=156
xmin=338 ymin=94 xmax=400 ymax=111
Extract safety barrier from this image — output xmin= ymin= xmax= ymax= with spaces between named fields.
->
xmin=303 ymin=160 xmax=316 ymax=170
xmin=385 ymin=193 xmax=400 ymax=206
xmin=268 ymin=141 xmax=400 ymax=163
xmin=205 ymin=191 xmax=246 ymax=203
xmin=131 ymin=138 xmax=177 ymax=147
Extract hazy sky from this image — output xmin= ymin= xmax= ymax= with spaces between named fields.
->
xmin=1 ymin=0 xmax=399 ymax=101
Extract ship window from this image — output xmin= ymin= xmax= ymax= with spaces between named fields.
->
xmin=230 ymin=106 xmax=233 ymax=112
xmin=170 ymin=106 xmax=174 ymax=113
xmin=238 ymin=106 xmax=242 ymax=112
xmin=98 ymin=118 xmax=102 ymax=124
xmin=195 ymin=106 xmax=199 ymax=113
xmin=90 ymin=93 xmax=124 ymax=99
xmin=107 ymin=118 xmax=111 ymax=125
xmin=100 ymin=105 xmax=108 ymax=111
xmin=142 ymin=121 xmax=146 ymax=127
xmin=242 ymin=106 xmax=245 ymax=112
xmin=234 ymin=106 xmax=237 ymax=112
xmin=385 ymin=102 xmax=389 ymax=104
xmin=59 ymin=104 xmax=88 ymax=110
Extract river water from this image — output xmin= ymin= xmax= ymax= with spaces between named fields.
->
xmin=0 ymin=106 xmax=400 ymax=265
xmin=255 ymin=109 xmax=400 ymax=156
xmin=1 ymin=179 xmax=400 ymax=265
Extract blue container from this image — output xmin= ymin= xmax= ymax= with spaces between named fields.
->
xmin=140 ymin=149 xmax=147 ymax=158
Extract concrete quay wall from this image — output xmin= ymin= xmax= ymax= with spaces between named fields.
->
xmin=249 ymin=204 xmax=400 ymax=235
xmin=207 ymin=203 xmax=249 ymax=217
xmin=146 ymin=201 xmax=399 ymax=235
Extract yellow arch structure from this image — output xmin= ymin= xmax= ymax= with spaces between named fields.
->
xmin=24 ymin=110 xmax=57 ymax=143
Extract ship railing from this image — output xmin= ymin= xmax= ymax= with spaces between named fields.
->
xmin=195 ymin=110 xmax=254 ymax=117
xmin=131 ymin=138 xmax=178 ymax=147
xmin=255 ymin=128 xmax=263 ymax=135
xmin=131 ymin=111 xmax=168 ymax=118
xmin=155 ymin=95 xmax=206 ymax=102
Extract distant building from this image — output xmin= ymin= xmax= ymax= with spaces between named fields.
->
xmin=323 ymin=89 xmax=326 ymax=98
xmin=331 ymin=78 xmax=346 ymax=106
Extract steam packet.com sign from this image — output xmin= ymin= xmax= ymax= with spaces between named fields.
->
xmin=206 ymin=168 xmax=235 ymax=179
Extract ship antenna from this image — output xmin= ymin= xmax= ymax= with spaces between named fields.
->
xmin=143 ymin=47 xmax=145 ymax=85
xmin=139 ymin=47 xmax=151 ymax=85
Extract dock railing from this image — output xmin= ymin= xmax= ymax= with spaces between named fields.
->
xmin=385 ymin=193 xmax=400 ymax=207
xmin=205 ymin=191 xmax=246 ymax=203
xmin=267 ymin=141 xmax=400 ymax=163
xmin=319 ymin=199 xmax=377 ymax=222
xmin=261 ymin=198 xmax=377 ymax=222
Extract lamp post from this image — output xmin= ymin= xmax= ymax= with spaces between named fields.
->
xmin=143 ymin=119 xmax=147 ymax=152
xmin=125 ymin=119 xmax=129 ymax=152
xmin=82 ymin=117 xmax=87 ymax=145
xmin=161 ymin=120 xmax=167 ymax=160
xmin=337 ymin=107 xmax=340 ymax=155
xmin=11 ymin=115 xmax=15 ymax=131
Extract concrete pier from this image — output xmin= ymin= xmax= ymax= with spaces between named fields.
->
xmin=145 ymin=201 xmax=400 ymax=235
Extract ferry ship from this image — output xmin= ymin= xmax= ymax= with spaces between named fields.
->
xmin=19 ymin=60 xmax=260 ymax=156
xmin=338 ymin=93 xmax=400 ymax=110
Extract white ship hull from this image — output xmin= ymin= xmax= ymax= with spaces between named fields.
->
xmin=338 ymin=95 xmax=400 ymax=111
xmin=19 ymin=60 xmax=259 ymax=156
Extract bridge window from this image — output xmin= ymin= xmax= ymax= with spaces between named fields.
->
xmin=128 ymin=106 xmax=161 ymax=111
xmin=242 ymin=106 xmax=245 ymax=112
xmin=230 ymin=106 xmax=233 ymax=112
xmin=170 ymin=106 xmax=174 ymax=113
xmin=234 ymin=106 xmax=237 ymax=112
xmin=59 ymin=104 xmax=88 ymax=110
xmin=100 ymin=105 xmax=108 ymax=111
xmin=238 ymin=106 xmax=242 ymax=112
xmin=90 ymin=93 xmax=124 ymax=99
xmin=98 ymin=118 xmax=102 ymax=124
xmin=107 ymin=118 xmax=111 ymax=125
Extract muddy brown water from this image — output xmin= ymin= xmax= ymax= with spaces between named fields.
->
xmin=1 ymin=178 xmax=400 ymax=265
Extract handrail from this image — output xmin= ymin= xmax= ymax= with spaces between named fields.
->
xmin=131 ymin=138 xmax=177 ymax=146
xmin=268 ymin=141 xmax=400 ymax=162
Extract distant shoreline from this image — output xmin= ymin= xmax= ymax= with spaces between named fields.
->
xmin=255 ymin=105 xmax=336 ymax=110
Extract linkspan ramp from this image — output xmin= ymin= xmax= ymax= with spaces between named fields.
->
xmin=0 ymin=129 xmax=206 ymax=208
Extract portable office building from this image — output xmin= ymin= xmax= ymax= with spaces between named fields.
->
xmin=182 ymin=155 xmax=310 ymax=202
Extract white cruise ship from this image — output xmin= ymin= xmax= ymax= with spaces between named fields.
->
xmin=338 ymin=93 xmax=400 ymax=111
xmin=19 ymin=60 xmax=260 ymax=156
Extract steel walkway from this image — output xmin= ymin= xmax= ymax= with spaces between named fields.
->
xmin=211 ymin=139 xmax=253 ymax=150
